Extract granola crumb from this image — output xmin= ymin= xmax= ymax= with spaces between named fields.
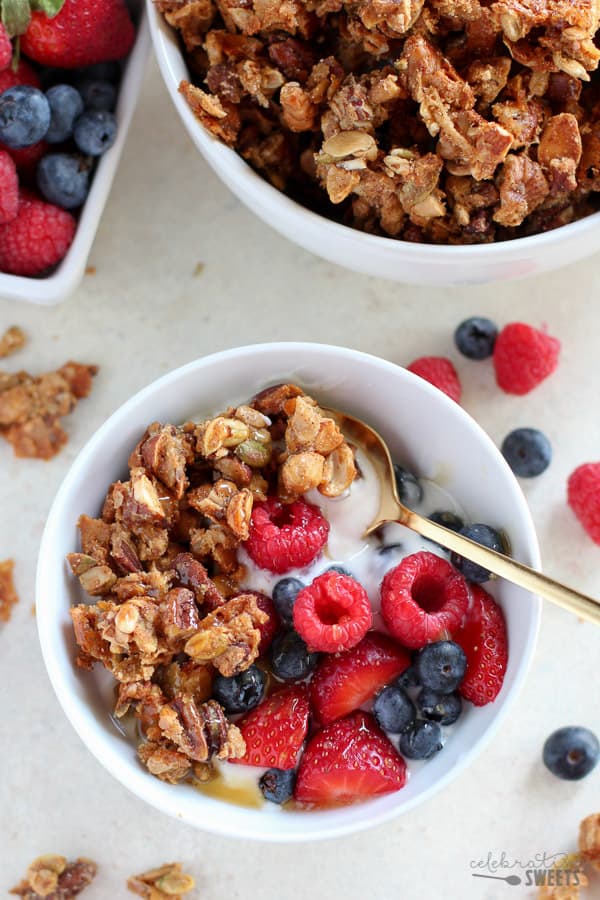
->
xmin=0 ymin=559 xmax=18 ymax=623
xmin=0 ymin=360 xmax=98 ymax=460
xmin=0 ymin=326 xmax=26 ymax=358
xmin=193 ymin=262 xmax=205 ymax=276
xmin=85 ymin=266 xmax=96 ymax=276
xmin=10 ymin=855 xmax=97 ymax=898
xmin=127 ymin=863 xmax=195 ymax=898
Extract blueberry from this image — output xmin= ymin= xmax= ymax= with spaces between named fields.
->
xmin=79 ymin=79 xmax=117 ymax=112
xmin=326 ymin=564 xmax=353 ymax=576
xmin=37 ymin=154 xmax=91 ymax=210
xmin=428 ymin=510 xmax=464 ymax=532
xmin=270 ymin=630 xmax=319 ymax=682
xmin=272 ymin=577 xmax=304 ymax=627
xmin=543 ymin=727 xmax=600 ymax=781
xmin=501 ymin=427 xmax=552 ymax=478
xmin=212 ymin=664 xmax=266 ymax=713
xmin=451 ymin=523 xmax=504 ymax=583
xmin=259 ymin=767 xmax=296 ymax=803
xmin=397 ymin=665 xmax=420 ymax=689
xmin=417 ymin=689 xmax=462 ymax=725
xmin=0 ymin=86 xmax=51 ymax=149
xmin=45 ymin=85 xmax=84 ymax=143
xmin=415 ymin=641 xmax=467 ymax=694
xmin=454 ymin=316 xmax=498 ymax=360
xmin=399 ymin=720 xmax=443 ymax=759
xmin=373 ymin=683 xmax=416 ymax=733
xmin=393 ymin=464 xmax=423 ymax=508
xmin=73 ymin=110 xmax=117 ymax=156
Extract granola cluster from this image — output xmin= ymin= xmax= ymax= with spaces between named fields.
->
xmin=0 ymin=361 xmax=97 ymax=460
xmin=537 ymin=813 xmax=600 ymax=900
xmin=68 ymin=384 xmax=355 ymax=784
xmin=127 ymin=863 xmax=195 ymax=899
xmin=156 ymin=0 xmax=600 ymax=243
xmin=10 ymin=855 xmax=97 ymax=899
xmin=0 ymin=558 xmax=19 ymax=623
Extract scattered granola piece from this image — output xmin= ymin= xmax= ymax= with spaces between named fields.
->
xmin=0 ymin=325 xmax=26 ymax=358
xmin=537 ymin=853 xmax=588 ymax=900
xmin=0 ymin=360 xmax=97 ymax=460
xmin=10 ymin=855 xmax=97 ymax=898
xmin=127 ymin=862 xmax=195 ymax=899
xmin=0 ymin=558 xmax=18 ymax=623
xmin=579 ymin=813 xmax=600 ymax=870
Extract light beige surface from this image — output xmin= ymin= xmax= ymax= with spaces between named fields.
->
xmin=2 ymin=57 xmax=600 ymax=900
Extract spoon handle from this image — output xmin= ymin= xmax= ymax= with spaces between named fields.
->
xmin=404 ymin=510 xmax=600 ymax=625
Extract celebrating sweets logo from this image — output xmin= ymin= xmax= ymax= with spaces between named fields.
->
xmin=470 ymin=851 xmax=585 ymax=888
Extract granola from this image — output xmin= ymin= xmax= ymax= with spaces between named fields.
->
xmin=127 ymin=863 xmax=195 ymax=899
xmin=156 ymin=0 xmax=600 ymax=243
xmin=0 ymin=326 xmax=26 ymax=358
xmin=0 ymin=558 xmax=19 ymax=623
xmin=0 ymin=360 xmax=97 ymax=460
xmin=10 ymin=856 xmax=97 ymax=899
xmin=68 ymin=385 xmax=357 ymax=784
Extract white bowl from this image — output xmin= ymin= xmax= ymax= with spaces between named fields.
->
xmin=37 ymin=342 xmax=541 ymax=841
xmin=147 ymin=0 xmax=600 ymax=285
xmin=0 ymin=8 xmax=150 ymax=306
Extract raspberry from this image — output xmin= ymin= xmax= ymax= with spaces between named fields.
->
xmin=407 ymin=356 xmax=462 ymax=403
xmin=3 ymin=141 xmax=47 ymax=176
xmin=253 ymin=592 xmax=278 ymax=654
xmin=244 ymin=497 xmax=329 ymax=574
xmin=381 ymin=551 xmax=470 ymax=650
xmin=0 ymin=192 xmax=76 ymax=276
xmin=0 ymin=60 xmax=40 ymax=93
xmin=0 ymin=24 xmax=11 ymax=71
xmin=293 ymin=571 xmax=373 ymax=653
xmin=0 ymin=150 xmax=18 ymax=225
xmin=493 ymin=322 xmax=560 ymax=395
xmin=568 ymin=463 xmax=600 ymax=544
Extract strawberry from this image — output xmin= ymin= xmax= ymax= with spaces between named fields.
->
xmin=0 ymin=23 xmax=12 ymax=70
xmin=310 ymin=631 xmax=411 ymax=724
xmin=0 ymin=59 xmax=40 ymax=93
xmin=294 ymin=712 xmax=407 ymax=806
xmin=21 ymin=0 xmax=135 ymax=69
xmin=453 ymin=585 xmax=508 ymax=706
xmin=231 ymin=684 xmax=310 ymax=770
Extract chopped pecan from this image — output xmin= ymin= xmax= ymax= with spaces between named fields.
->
xmin=110 ymin=525 xmax=142 ymax=574
xmin=173 ymin=552 xmax=224 ymax=610
xmin=0 ymin=558 xmax=19 ymax=623
xmin=538 ymin=113 xmax=582 ymax=193
xmin=252 ymin=382 xmax=303 ymax=415
xmin=494 ymin=153 xmax=549 ymax=226
xmin=0 ymin=326 xmax=26 ymax=358
xmin=184 ymin=593 xmax=267 ymax=675
xmin=159 ymin=587 xmax=200 ymax=648
xmin=127 ymin=863 xmax=195 ymax=899
xmin=10 ymin=856 xmax=97 ymax=899
xmin=158 ymin=696 xmax=245 ymax=761
xmin=268 ymin=37 xmax=317 ymax=82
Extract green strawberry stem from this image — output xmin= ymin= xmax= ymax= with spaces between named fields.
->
xmin=1 ymin=0 xmax=65 ymax=38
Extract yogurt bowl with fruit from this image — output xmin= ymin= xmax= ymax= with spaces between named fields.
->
xmin=36 ymin=342 xmax=541 ymax=840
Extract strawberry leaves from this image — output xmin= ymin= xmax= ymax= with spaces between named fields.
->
xmin=0 ymin=0 xmax=64 ymax=38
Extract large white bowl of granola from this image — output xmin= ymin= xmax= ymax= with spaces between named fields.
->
xmin=37 ymin=343 xmax=541 ymax=840
xmin=147 ymin=0 xmax=600 ymax=284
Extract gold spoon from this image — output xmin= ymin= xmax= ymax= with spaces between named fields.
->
xmin=324 ymin=407 xmax=600 ymax=625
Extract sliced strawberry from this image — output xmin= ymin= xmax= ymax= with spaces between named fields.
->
xmin=294 ymin=711 xmax=407 ymax=806
xmin=380 ymin=551 xmax=470 ymax=649
xmin=310 ymin=631 xmax=411 ymax=724
xmin=453 ymin=585 xmax=508 ymax=706
xmin=231 ymin=684 xmax=310 ymax=769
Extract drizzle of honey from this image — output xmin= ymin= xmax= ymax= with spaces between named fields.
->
xmin=193 ymin=771 xmax=264 ymax=810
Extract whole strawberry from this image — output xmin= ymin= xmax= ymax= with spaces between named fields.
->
xmin=21 ymin=0 xmax=135 ymax=69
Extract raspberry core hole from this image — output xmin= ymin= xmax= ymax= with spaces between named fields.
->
xmin=411 ymin=574 xmax=447 ymax=613
xmin=314 ymin=594 xmax=349 ymax=625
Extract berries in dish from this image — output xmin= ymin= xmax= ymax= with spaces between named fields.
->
xmin=450 ymin=523 xmax=504 ymax=584
xmin=293 ymin=570 xmax=372 ymax=653
xmin=269 ymin=630 xmax=319 ymax=683
xmin=373 ymin=682 xmax=416 ymax=734
xmin=415 ymin=641 xmax=467 ymax=694
xmin=454 ymin=585 xmax=508 ymax=706
xmin=381 ymin=551 xmax=470 ymax=649
xmin=233 ymin=684 xmax=310 ymax=770
xmin=399 ymin=720 xmax=444 ymax=760
xmin=416 ymin=690 xmax=462 ymax=726
xmin=212 ymin=665 xmax=267 ymax=714
xmin=244 ymin=498 xmax=329 ymax=574
xmin=272 ymin=577 xmax=304 ymax=626
xmin=259 ymin=768 xmax=296 ymax=804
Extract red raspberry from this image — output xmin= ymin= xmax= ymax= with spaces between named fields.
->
xmin=381 ymin=551 xmax=470 ymax=650
xmin=0 ymin=150 xmax=18 ymax=225
xmin=253 ymin=592 xmax=278 ymax=654
xmin=407 ymin=356 xmax=462 ymax=403
xmin=244 ymin=497 xmax=329 ymax=574
xmin=0 ymin=24 xmax=11 ymax=71
xmin=2 ymin=141 xmax=47 ymax=177
xmin=0 ymin=192 xmax=76 ymax=276
xmin=0 ymin=59 xmax=40 ymax=92
xmin=454 ymin=585 xmax=508 ymax=706
xmin=493 ymin=322 xmax=560 ymax=395
xmin=568 ymin=463 xmax=600 ymax=545
xmin=293 ymin=571 xmax=372 ymax=653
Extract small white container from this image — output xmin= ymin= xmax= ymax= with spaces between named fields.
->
xmin=148 ymin=0 xmax=600 ymax=285
xmin=36 ymin=342 xmax=541 ymax=841
xmin=0 ymin=9 xmax=150 ymax=305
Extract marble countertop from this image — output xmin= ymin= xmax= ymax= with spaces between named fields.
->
xmin=2 ymin=56 xmax=600 ymax=900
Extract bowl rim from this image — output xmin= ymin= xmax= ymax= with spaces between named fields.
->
xmin=146 ymin=0 xmax=600 ymax=263
xmin=36 ymin=341 xmax=542 ymax=841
